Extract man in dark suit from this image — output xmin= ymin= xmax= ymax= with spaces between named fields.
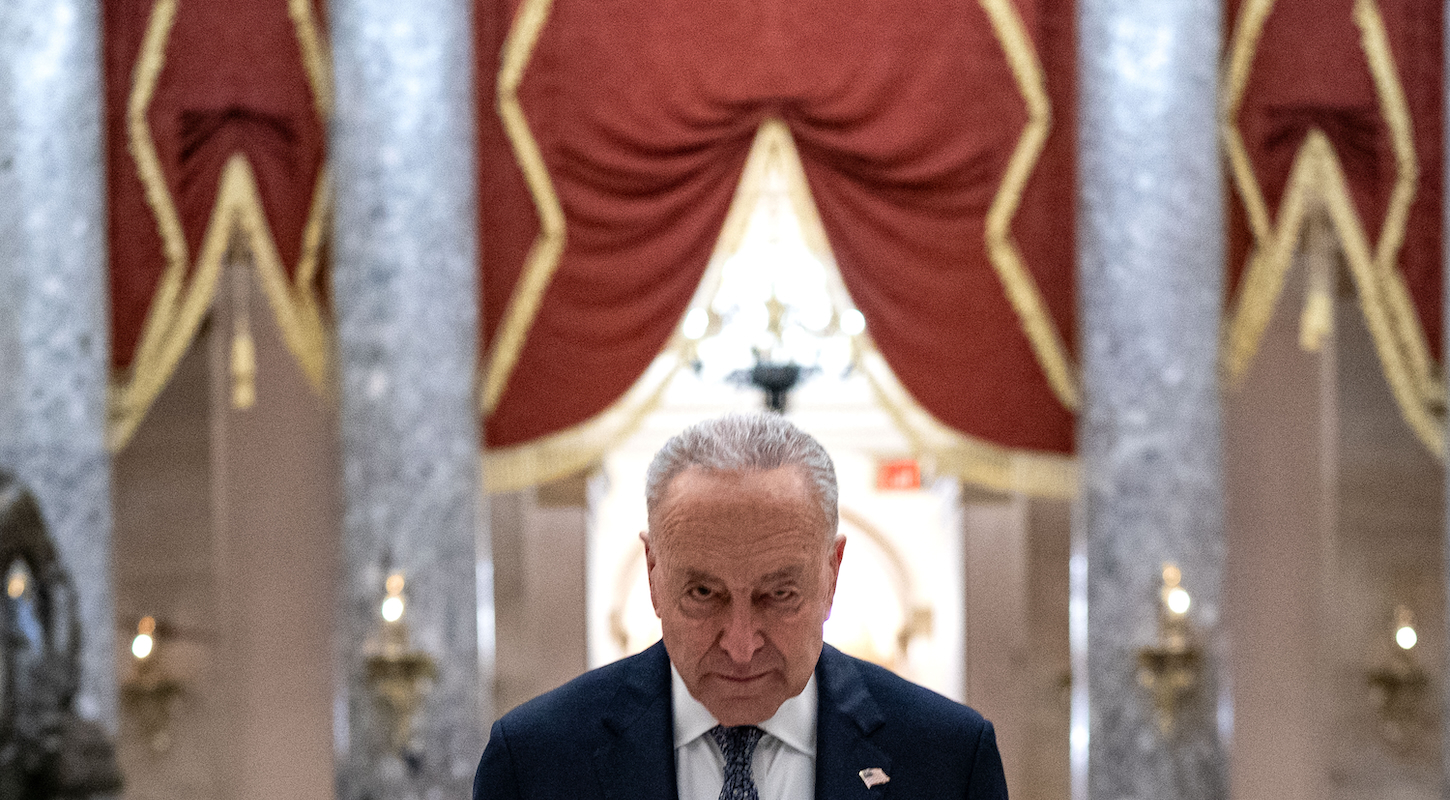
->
xmin=474 ymin=413 xmax=1008 ymax=799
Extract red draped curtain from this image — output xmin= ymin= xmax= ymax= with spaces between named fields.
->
xmin=1222 ymin=0 xmax=1444 ymax=453
xmin=476 ymin=0 xmax=1080 ymax=487
xmin=97 ymin=0 xmax=1446 ymax=468
xmin=104 ymin=0 xmax=332 ymax=449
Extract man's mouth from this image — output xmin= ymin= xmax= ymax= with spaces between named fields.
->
xmin=713 ymin=672 xmax=770 ymax=685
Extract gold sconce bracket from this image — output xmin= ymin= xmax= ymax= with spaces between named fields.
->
xmin=364 ymin=573 xmax=437 ymax=756
xmin=1135 ymin=564 xmax=1201 ymax=735
xmin=121 ymin=664 xmax=185 ymax=754
xmin=1136 ymin=643 xmax=1200 ymax=735
xmin=1366 ymin=605 xmax=1430 ymax=750
xmin=120 ymin=615 xmax=185 ymax=754
xmin=364 ymin=648 xmax=438 ymax=754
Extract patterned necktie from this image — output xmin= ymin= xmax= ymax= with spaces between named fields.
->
xmin=709 ymin=724 xmax=763 ymax=800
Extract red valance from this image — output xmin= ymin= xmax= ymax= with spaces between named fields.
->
xmin=104 ymin=0 xmax=332 ymax=447
xmin=1223 ymin=0 xmax=1444 ymax=451
xmin=476 ymin=0 xmax=1080 ymax=464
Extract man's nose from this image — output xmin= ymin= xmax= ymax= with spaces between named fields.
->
xmin=717 ymin=600 xmax=764 ymax=664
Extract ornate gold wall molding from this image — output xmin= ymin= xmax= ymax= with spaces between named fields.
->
xmin=480 ymin=0 xmax=564 ymax=415
xmin=1221 ymin=0 xmax=1444 ymax=457
xmin=109 ymin=0 xmax=334 ymax=450
xmin=978 ymin=0 xmax=1080 ymax=411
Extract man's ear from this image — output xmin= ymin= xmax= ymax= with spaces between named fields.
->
xmin=824 ymin=534 xmax=846 ymax=619
xmin=641 ymin=531 xmax=662 ymax=617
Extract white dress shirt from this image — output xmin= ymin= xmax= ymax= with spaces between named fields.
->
xmin=671 ymin=665 xmax=816 ymax=800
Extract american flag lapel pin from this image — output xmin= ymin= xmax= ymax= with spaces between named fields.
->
xmin=859 ymin=768 xmax=890 ymax=789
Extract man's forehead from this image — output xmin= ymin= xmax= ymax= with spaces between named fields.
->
xmin=654 ymin=464 xmax=816 ymax=516
xmin=677 ymin=563 xmax=808 ymax=585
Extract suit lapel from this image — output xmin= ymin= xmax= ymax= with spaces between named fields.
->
xmin=594 ymin=641 xmax=679 ymax=800
xmin=815 ymin=645 xmax=893 ymax=800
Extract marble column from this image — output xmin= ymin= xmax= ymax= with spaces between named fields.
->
xmin=0 ymin=0 xmax=115 ymax=729
xmin=327 ymin=0 xmax=487 ymax=796
xmin=1076 ymin=1 xmax=1227 ymax=798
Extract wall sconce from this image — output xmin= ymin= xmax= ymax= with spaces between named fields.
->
xmin=120 ymin=615 xmax=185 ymax=753
xmin=364 ymin=573 xmax=437 ymax=756
xmin=1136 ymin=564 xmax=1201 ymax=735
xmin=1366 ymin=605 xmax=1428 ymax=748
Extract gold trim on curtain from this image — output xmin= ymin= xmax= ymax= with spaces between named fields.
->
xmin=481 ymin=0 xmax=564 ymax=415
xmin=978 ymin=0 xmax=1080 ymax=411
xmin=485 ymin=119 xmax=1080 ymax=498
xmin=1220 ymin=0 xmax=1444 ymax=457
xmin=108 ymin=0 xmax=334 ymax=450
xmin=482 ymin=118 xmax=782 ymax=493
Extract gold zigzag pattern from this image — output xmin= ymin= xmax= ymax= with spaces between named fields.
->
xmin=481 ymin=0 xmax=1079 ymax=417
xmin=978 ymin=0 xmax=1080 ymax=411
xmin=481 ymin=0 xmax=564 ymax=415
xmin=486 ymin=118 xmax=1079 ymax=498
xmin=109 ymin=0 xmax=335 ymax=450
xmin=483 ymin=2 xmax=1079 ymax=496
xmin=1221 ymin=0 xmax=1444 ymax=457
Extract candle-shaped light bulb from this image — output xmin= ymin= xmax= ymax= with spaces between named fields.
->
xmin=132 ymin=616 xmax=157 ymax=659
xmin=381 ymin=573 xmax=406 ymax=622
xmin=1161 ymin=564 xmax=1190 ymax=616
xmin=381 ymin=596 xmax=405 ymax=622
xmin=1394 ymin=605 xmax=1417 ymax=650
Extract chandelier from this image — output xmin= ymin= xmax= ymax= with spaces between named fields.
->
xmin=680 ymin=160 xmax=865 ymax=412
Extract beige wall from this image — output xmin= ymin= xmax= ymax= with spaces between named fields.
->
xmin=1226 ymin=249 xmax=1445 ymax=800
xmin=113 ymin=258 xmax=339 ymax=800
xmin=490 ymin=473 xmax=590 ymax=715
xmin=961 ymin=491 xmax=1071 ymax=800
xmin=1226 ymin=258 xmax=1337 ymax=800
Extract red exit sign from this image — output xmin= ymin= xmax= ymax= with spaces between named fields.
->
xmin=876 ymin=458 xmax=920 ymax=491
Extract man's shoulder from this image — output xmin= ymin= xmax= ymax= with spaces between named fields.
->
xmin=494 ymin=642 xmax=668 ymax=738
xmin=816 ymin=646 xmax=1006 ymax=797
xmin=476 ymin=645 xmax=672 ymax=799
xmin=819 ymin=645 xmax=992 ymax=736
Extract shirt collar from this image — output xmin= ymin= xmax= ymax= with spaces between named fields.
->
xmin=671 ymin=664 xmax=817 ymax=756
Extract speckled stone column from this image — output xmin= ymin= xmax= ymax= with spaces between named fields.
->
xmin=327 ymin=0 xmax=487 ymax=796
xmin=0 ymin=0 xmax=115 ymax=731
xmin=1076 ymin=2 xmax=1227 ymax=799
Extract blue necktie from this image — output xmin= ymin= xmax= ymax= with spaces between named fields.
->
xmin=710 ymin=725 xmax=763 ymax=800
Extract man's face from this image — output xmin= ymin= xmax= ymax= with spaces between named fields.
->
xmin=643 ymin=465 xmax=845 ymax=726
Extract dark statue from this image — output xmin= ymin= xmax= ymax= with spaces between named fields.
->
xmin=0 ymin=470 xmax=122 ymax=799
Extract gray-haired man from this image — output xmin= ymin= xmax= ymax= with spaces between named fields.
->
xmin=475 ymin=413 xmax=1008 ymax=800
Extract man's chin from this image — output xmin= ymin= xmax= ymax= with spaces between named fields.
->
xmin=699 ymin=676 xmax=788 ymax=726
xmin=708 ymin=702 xmax=781 ymax=727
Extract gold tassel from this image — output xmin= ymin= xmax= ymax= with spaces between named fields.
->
xmin=1298 ymin=208 xmax=1336 ymax=353
xmin=229 ymin=254 xmax=257 ymax=410
xmin=231 ymin=327 xmax=256 ymax=409
xmin=1298 ymin=288 xmax=1333 ymax=353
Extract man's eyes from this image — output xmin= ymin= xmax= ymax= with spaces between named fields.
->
xmin=680 ymin=585 xmax=800 ymax=604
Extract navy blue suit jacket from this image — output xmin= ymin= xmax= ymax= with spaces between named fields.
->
xmin=473 ymin=641 xmax=1008 ymax=799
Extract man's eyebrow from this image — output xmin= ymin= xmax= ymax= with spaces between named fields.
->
xmin=680 ymin=568 xmax=718 ymax=584
xmin=759 ymin=565 xmax=804 ymax=584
